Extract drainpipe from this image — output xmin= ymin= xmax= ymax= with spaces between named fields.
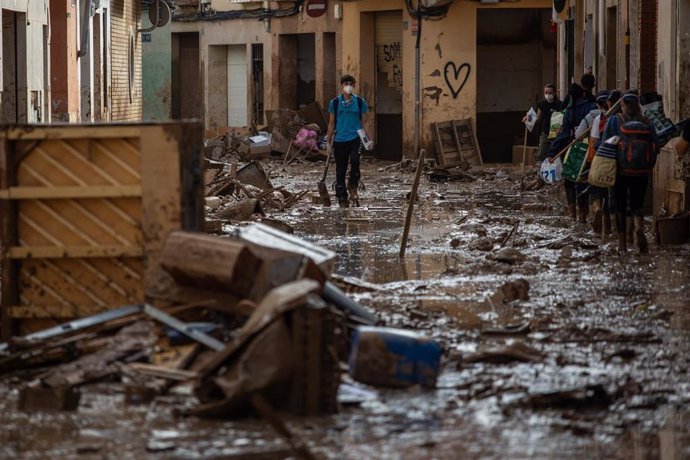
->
xmin=598 ymin=0 xmax=605 ymax=77
xmin=78 ymin=0 xmax=94 ymax=57
xmin=414 ymin=9 xmax=421 ymax=158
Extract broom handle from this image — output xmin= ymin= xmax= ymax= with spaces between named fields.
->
xmin=321 ymin=145 xmax=333 ymax=182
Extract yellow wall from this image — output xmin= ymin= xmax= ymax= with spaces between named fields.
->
xmin=342 ymin=0 xmax=551 ymax=158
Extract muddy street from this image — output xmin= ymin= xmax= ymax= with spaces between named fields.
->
xmin=2 ymin=158 xmax=690 ymax=459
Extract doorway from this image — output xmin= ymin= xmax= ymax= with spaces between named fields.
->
xmin=251 ymin=43 xmax=264 ymax=125
xmin=476 ymin=8 xmax=555 ymax=162
xmin=227 ymin=45 xmax=247 ymax=127
xmin=606 ymin=6 xmax=617 ymax=89
xmin=374 ymin=11 xmax=403 ymax=159
xmin=278 ymin=33 xmax=316 ymax=110
xmin=2 ymin=10 xmax=27 ymax=123
xmin=171 ymin=32 xmax=200 ymax=120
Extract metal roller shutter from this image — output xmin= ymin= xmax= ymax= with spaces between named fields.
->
xmin=375 ymin=11 xmax=403 ymax=114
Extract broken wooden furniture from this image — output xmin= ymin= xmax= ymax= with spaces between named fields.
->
xmin=191 ymin=280 xmax=344 ymax=419
xmin=432 ymin=118 xmax=483 ymax=167
xmin=0 ymin=123 xmax=204 ymax=340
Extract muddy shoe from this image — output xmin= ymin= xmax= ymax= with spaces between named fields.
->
xmin=567 ymin=204 xmax=576 ymax=221
xmin=577 ymin=206 xmax=588 ymax=224
xmin=617 ymin=233 xmax=627 ymax=253
xmin=634 ymin=216 xmax=648 ymax=254
xmin=602 ymin=213 xmax=612 ymax=237
xmin=348 ymin=184 xmax=360 ymax=207
xmin=338 ymin=200 xmax=349 ymax=208
xmin=591 ymin=201 xmax=603 ymax=234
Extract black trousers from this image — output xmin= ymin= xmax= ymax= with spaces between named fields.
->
xmin=589 ymin=186 xmax=611 ymax=213
xmin=564 ymin=179 xmax=588 ymax=207
xmin=614 ymin=175 xmax=648 ymax=231
xmin=333 ymin=138 xmax=361 ymax=202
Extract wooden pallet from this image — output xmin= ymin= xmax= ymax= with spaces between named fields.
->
xmin=0 ymin=123 xmax=204 ymax=339
xmin=432 ymin=118 xmax=483 ymax=167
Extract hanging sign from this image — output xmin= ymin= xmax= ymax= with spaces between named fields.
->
xmin=306 ymin=0 xmax=327 ymax=18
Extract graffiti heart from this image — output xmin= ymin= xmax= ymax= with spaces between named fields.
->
xmin=444 ymin=62 xmax=471 ymax=99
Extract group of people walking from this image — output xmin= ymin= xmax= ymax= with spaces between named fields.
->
xmin=532 ymin=74 xmax=661 ymax=254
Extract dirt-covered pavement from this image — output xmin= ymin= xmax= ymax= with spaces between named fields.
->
xmin=2 ymin=158 xmax=690 ymax=459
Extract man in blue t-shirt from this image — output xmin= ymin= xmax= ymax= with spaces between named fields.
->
xmin=327 ymin=74 xmax=369 ymax=208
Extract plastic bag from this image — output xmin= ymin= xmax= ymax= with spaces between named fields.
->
xmin=562 ymin=141 xmax=589 ymax=181
xmin=540 ymin=157 xmax=563 ymax=184
xmin=548 ymin=111 xmax=564 ymax=140
xmin=293 ymin=128 xmax=318 ymax=150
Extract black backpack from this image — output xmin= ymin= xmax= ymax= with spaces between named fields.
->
xmin=617 ymin=113 xmax=657 ymax=175
xmin=332 ymin=95 xmax=363 ymax=129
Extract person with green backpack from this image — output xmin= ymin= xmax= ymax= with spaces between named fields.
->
xmin=548 ymin=83 xmax=597 ymax=222
xmin=600 ymin=91 xmax=659 ymax=253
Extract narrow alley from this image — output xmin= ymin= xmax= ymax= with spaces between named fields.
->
xmin=1 ymin=0 xmax=690 ymax=459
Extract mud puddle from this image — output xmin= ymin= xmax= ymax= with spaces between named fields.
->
xmin=3 ymin=160 xmax=690 ymax=459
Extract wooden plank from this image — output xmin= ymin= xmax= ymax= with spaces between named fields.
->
xmin=467 ymin=117 xmax=483 ymax=165
xmin=140 ymin=125 xmax=184 ymax=298
xmin=0 ymin=137 xmax=18 ymax=340
xmin=128 ymin=363 xmax=199 ymax=381
xmin=433 ymin=123 xmax=448 ymax=167
xmin=9 ymin=304 xmax=113 ymax=319
xmin=0 ymin=185 xmax=142 ymax=199
xmin=7 ymin=245 xmax=144 ymax=259
xmin=1 ymin=126 xmax=143 ymax=141
xmin=450 ymin=120 xmax=466 ymax=164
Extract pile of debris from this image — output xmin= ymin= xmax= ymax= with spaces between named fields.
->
xmin=0 ymin=225 xmax=441 ymax=456
xmin=204 ymin=102 xmax=331 ymax=165
xmin=204 ymin=160 xmax=309 ymax=232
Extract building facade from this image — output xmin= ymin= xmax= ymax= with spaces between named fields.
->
xmin=0 ymin=0 xmax=50 ymax=123
xmin=168 ymin=0 xmax=341 ymax=137
xmin=0 ymin=0 xmax=142 ymax=124
xmin=341 ymin=0 xmax=554 ymax=160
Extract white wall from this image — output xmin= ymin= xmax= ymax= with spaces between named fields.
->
xmin=0 ymin=0 xmax=49 ymax=122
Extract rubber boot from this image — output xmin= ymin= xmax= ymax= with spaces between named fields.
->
xmin=617 ymin=233 xmax=627 ymax=253
xmin=567 ymin=204 xmax=576 ymax=221
xmin=591 ymin=200 xmax=603 ymax=234
xmin=634 ymin=216 xmax=648 ymax=254
xmin=626 ymin=216 xmax=634 ymax=246
xmin=577 ymin=205 xmax=588 ymax=224
xmin=603 ymin=213 xmax=612 ymax=238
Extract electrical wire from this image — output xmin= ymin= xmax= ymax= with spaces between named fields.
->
xmin=173 ymin=0 xmax=303 ymax=22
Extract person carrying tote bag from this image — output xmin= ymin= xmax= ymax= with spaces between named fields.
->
xmin=588 ymin=136 xmax=618 ymax=188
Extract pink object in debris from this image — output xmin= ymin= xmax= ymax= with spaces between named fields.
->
xmin=293 ymin=128 xmax=318 ymax=150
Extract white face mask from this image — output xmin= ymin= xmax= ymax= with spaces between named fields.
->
xmin=545 ymin=94 xmax=555 ymax=103
xmin=343 ymin=85 xmax=353 ymax=95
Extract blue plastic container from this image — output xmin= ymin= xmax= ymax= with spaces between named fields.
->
xmin=349 ymin=327 xmax=442 ymax=388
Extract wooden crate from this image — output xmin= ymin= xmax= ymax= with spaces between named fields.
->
xmin=0 ymin=123 xmax=204 ymax=338
xmin=432 ymin=118 xmax=483 ymax=167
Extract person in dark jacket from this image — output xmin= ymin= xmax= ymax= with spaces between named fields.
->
xmin=548 ymin=83 xmax=597 ymax=222
xmin=524 ymin=83 xmax=562 ymax=163
xmin=601 ymin=91 xmax=659 ymax=253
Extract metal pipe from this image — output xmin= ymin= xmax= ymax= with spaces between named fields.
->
xmin=78 ymin=0 xmax=94 ymax=57
xmin=322 ymin=282 xmax=377 ymax=325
